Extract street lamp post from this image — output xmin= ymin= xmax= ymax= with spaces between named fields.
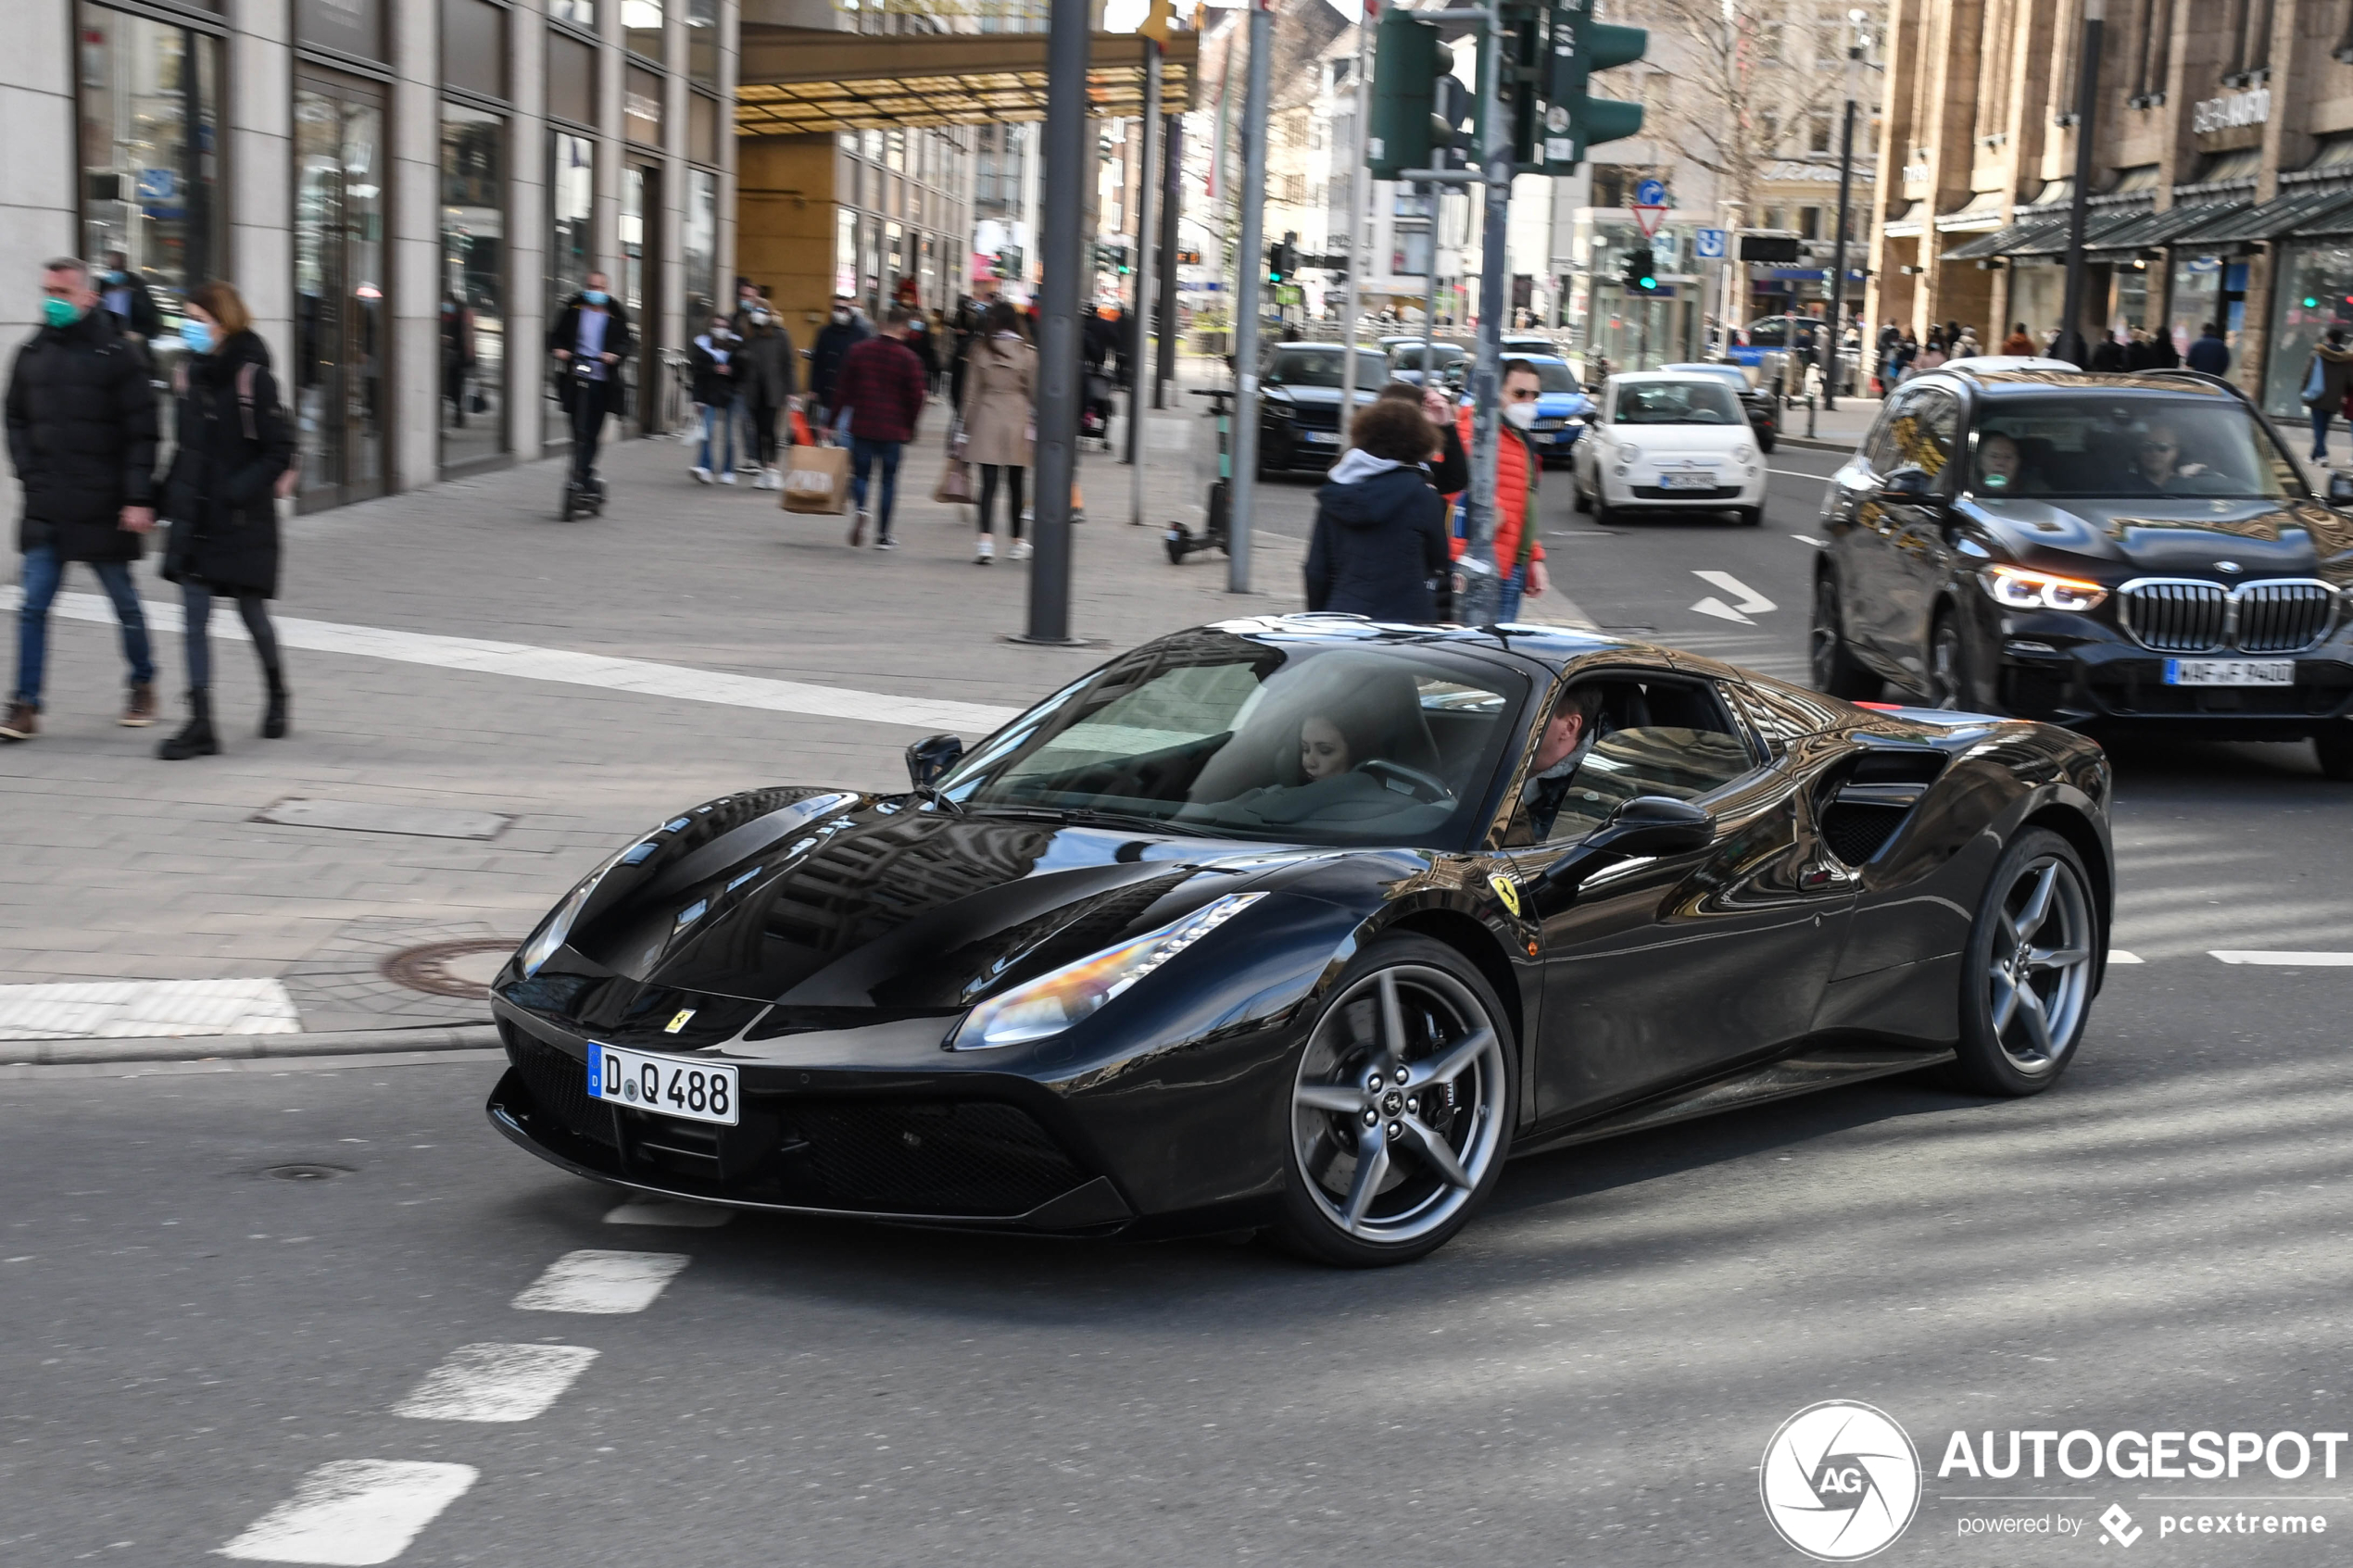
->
xmin=2057 ymin=0 xmax=2105 ymax=368
xmin=1022 ymin=0 xmax=1091 ymax=643
xmin=1825 ymin=98 xmax=1857 ymax=408
xmin=1224 ymin=0 xmax=1274 ymax=594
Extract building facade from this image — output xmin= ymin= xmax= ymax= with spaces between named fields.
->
xmin=6 ymin=0 xmax=741 ymax=509
xmin=1870 ymin=0 xmax=2353 ymax=417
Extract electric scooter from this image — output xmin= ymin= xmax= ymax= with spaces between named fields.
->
xmin=1167 ymin=385 xmax=1234 ymax=563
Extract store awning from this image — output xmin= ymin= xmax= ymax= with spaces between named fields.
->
xmin=2082 ymin=199 xmax=2245 ymax=256
xmin=2007 ymin=207 xmax=2153 ymax=258
xmin=1941 ymin=217 xmax=2066 ymax=261
xmin=736 ymin=26 xmax=1199 ymax=136
xmin=2167 ymin=191 xmax=2348 ymax=246
xmin=1934 ymin=189 xmax=2009 ymax=232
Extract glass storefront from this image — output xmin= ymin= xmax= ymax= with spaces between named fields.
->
xmin=2263 ymin=243 xmax=2353 ymax=417
xmin=2007 ymin=264 xmax=2065 ymax=347
xmin=546 ymin=131 xmax=594 ymax=445
xmin=2108 ymin=262 xmax=2152 ymax=338
xmin=2168 ymin=254 xmax=2248 ymax=368
xmin=685 ymin=168 xmax=718 ymax=323
xmin=75 ymin=3 xmax=222 ymax=334
xmin=622 ymin=163 xmax=662 ymax=430
xmin=439 ymin=104 xmax=505 ymax=469
xmin=293 ymin=76 xmax=386 ymax=508
xmin=623 ymin=0 xmax=662 ymax=63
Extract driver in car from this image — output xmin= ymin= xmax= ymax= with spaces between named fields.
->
xmin=1973 ymin=432 xmax=2039 ymax=495
xmin=1520 ymin=686 xmax=1608 ymax=840
xmin=2116 ymin=418 xmax=2208 ymax=493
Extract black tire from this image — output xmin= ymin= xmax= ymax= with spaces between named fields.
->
xmin=1271 ymin=934 xmax=1517 ymax=1268
xmin=1927 ymin=611 xmax=1969 ymax=709
xmin=2316 ymin=724 xmax=2353 ymax=781
xmin=1571 ymin=473 xmax=1592 ymax=513
xmin=1735 ymin=507 xmax=1763 ymax=527
xmin=1951 ymin=829 xmax=2099 ymax=1096
xmin=1758 ymin=430 xmax=1778 ymax=454
xmin=1809 ymin=572 xmax=1880 ymax=699
xmin=1592 ymin=491 xmax=1618 ymax=528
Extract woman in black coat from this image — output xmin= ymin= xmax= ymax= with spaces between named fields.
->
xmin=156 ymin=281 xmax=296 ymax=759
xmin=1303 ymin=397 xmax=1453 ymax=624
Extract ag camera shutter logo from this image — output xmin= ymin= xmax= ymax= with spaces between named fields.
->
xmin=1760 ymin=1400 xmax=1922 ymax=1561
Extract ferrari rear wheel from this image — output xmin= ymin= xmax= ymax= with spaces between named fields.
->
xmin=1275 ymin=935 xmax=1515 ymax=1267
xmin=1952 ymin=829 xmax=2097 ymax=1097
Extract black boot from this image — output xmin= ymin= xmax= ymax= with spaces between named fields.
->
xmin=157 ymin=689 xmax=220 ymax=760
xmin=262 ymin=668 xmax=289 ymax=739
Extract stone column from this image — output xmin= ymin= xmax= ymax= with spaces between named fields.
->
xmin=511 ymin=0 xmax=549 ymax=458
xmin=389 ymin=0 xmax=442 ymax=489
xmin=229 ymin=0 xmax=296 ymax=376
xmin=0 ymin=1 xmax=79 ymax=420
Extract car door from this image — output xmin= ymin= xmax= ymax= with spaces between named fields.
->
xmin=1500 ymin=668 xmax=1859 ymax=1124
xmin=1824 ymin=394 xmax=1912 ymax=674
xmin=1876 ymin=386 xmax=1964 ymax=694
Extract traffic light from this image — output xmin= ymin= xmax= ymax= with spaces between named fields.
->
xmin=1267 ymin=235 xmax=1299 ymax=285
xmin=1621 ymin=245 xmax=1658 ymax=295
xmin=1545 ymin=0 xmax=1647 ymax=170
xmin=1367 ymin=7 xmax=1444 ymax=180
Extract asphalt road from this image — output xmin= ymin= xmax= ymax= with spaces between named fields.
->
xmin=11 ymin=433 xmax=2353 ymax=1565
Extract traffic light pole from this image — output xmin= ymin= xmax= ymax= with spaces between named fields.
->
xmin=1458 ymin=8 xmax=1513 ymax=627
xmin=1022 ymin=0 xmax=1090 ymax=644
xmin=1224 ymin=0 xmax=1274 ymax=595
xmin=1126 ymin=44 xmax=1160 ymax=529
xmin=1338 ymin=16 xmax=1370 ymax=427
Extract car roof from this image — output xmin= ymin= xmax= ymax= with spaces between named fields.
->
xmin=1605 ymin=370 xmax=1744 ymax=385
xmin=1916 ymin=366 xmax=2247 ymax=400
xmin=1660 ymin=361 xmax=1744 ymax=376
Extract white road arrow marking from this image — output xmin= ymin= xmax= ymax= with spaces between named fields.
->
xmin=1690 ymin=596 xmax=1754 ymax=624
xmin=1791 ymin=533 xmax=1826 ymax=548
xmin=1692 ymin=571 xmax=1777 ymax=613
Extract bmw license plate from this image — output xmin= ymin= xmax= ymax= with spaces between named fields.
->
xmin=1302 ymin=430 xmax=1339 ymax=445
xmin=2163 ymin=659 xmax=2294 ymax=687
xmin=586 ymin=1042 xmax=739 ymax=1126
xmin=1659 ymin=471 xmax=1718 ymax=490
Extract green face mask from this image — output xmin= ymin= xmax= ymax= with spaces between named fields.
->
xmin=42 ymin=297 xmax=82 ymax=330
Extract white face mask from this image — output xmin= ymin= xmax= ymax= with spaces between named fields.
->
xmin=1503 ymin=400 xmax=1539 ymax=430
xmin=832 ymin=309 xmax=850 ymax=323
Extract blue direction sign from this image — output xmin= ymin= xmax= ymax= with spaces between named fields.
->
xmin=1695 ymin=227 xmax=1727 ymax=259
xmin=1633 ymin=178 xmax=1667 ymax=207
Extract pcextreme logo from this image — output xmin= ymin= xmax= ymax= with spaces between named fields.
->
xmin=1760 ymin=1401 xmax=1924 ymax=1561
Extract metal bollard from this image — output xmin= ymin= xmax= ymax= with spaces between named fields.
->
xmin=1806 ymin=394 xmax=1818 ymax=441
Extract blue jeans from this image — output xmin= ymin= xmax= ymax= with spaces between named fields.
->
xmin=699 ymin=402 xmax=738 ymax=473
xmin=1497 ymin=562 xmax=1529 ymax=622
xmin=2312 ymin=404 xmax=2334 ymax=462
xmin=15 ymin=543 xmax=155 ymax=707
xmin=849 ymin=437 xmax=903 ymax=536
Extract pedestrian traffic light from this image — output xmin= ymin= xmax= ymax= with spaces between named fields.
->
xmin=1267 ymin=245 xmax=1287 ymax=285
xmin=1544 ymin=0 xmax=1647 ymax=170
xmin=1621 ymin=246 xmax=1657 ymax=295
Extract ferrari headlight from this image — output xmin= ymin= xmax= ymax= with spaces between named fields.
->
xmin=1980 ymin=563 xmax=2108 ymax=612
xmin=517 ymin=840 xmax=647 ymax=977
xmin=948 ymin=893 xmax=1265 ymax=1050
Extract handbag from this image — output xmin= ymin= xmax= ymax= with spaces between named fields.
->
xmin=934 ymin=456 xmax=974 ymax=505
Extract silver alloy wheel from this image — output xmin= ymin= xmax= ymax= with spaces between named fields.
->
xmin=1985 ymin=855 xmax=2095 ymax=1074
xmin=1290 ymin=963 xmax=1507 ymax=1245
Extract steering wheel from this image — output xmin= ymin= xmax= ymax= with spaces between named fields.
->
xmin=1358 ymin=759 xmax=1453 ymax=804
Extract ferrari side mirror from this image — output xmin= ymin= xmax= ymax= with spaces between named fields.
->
xmin=1531 ymin=796 xmax=1714 ymax=915
xmin=905 ymin=733 xmax=963 ymax=791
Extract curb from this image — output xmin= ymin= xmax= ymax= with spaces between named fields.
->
xmin=0 ymin=1022 xmax=501 ymax=1067
xmin=1774 ymin=433 xmax=1860 ymax=454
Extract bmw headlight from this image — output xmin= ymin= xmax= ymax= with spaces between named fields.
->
xmin=1264 ymin=398 xmax=1295 ymax=420
xmin=948 ymin=893 xmax=1265 ymax=1050
xmin=1980 ymin=563 xmax=2108 ymax=612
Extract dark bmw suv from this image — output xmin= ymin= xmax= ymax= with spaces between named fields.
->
xmin=1810 ymin=367 xmax=2353 ymax=777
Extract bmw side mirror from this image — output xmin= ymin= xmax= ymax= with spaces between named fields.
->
xmin=1878 ymin=465 xmax=1933 ymax=500
xmin=2327 ymin=471 xmax=2353 ymax=508
xmin=905 ymin=733 xmax=963 ymax=791
xmin=1532 ymin=796 xmax=1715 ymax=914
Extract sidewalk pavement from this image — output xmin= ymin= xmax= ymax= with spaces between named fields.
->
xmin=0 ymin=400 xmax=1310 ymax=1040
xmin=1774 ymin=396 xmax=1877 ymax=454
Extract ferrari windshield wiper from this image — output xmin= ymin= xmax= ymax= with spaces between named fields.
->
xmin=970 ymin=803 xmax=1198 ymax=835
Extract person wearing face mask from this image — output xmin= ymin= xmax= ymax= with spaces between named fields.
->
xmin=810 ymin=298 xmax=870 ymax=433
xmin=3 ymin=257 xmax=162 ymax=742
xmin=97 ymin=251 xmax=163 ymax=342
xmin=547 ymin=272 xmax=635 ymax=499
xmin=1445 ymin=358 xmax=1551 ymax=621
xmin=688 ymin=315 xmax=741 ymax=484
xmin=732 ymin=302 xmax=797 ymax=490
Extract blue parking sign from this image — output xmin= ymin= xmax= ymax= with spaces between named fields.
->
xmin=1695 ymin=228 xmax=1727 ymax=259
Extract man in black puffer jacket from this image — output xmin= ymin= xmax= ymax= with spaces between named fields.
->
xmin=1303 ymin=397 xmax=1452 ymax=624
xmin=4 ymin=257 xmax=160 ymax=741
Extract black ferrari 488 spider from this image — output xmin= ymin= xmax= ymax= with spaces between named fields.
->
xmin=487 ymin=616 xmax=2114 ymax=1265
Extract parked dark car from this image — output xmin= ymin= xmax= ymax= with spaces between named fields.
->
xmin=1258 ymin=343 xmax=1387 ymax=475
xmin=487 ymin=617 xmax=2114 ymax=1266
xmin=1810 ymin=366 xmax=2353 ymax=777
xmin=1386 ymin=341 xmax=1468 ymax=389
xmin=1661 ymin=361 xmax=1780 ymax=453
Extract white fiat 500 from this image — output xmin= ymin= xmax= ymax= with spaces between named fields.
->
xmin=1571 ymin=372 xmax=1768 ymax=526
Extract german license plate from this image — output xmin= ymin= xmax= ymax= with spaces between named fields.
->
xmin=1302 ymin=430 xmax=1339 ymax=445
xmin=1660 ymin=471 xmax=1718 ymax=490
xmin=586 ymin=1042 xmax=739 ymax=1126
xmin=2163 ymin=659 xmax=2293 ymax=687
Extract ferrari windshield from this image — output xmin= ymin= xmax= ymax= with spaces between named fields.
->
xmin=1969 ymin=393 xmax=2296 ymax=500
xmin=937 ymin=633 xmax=1529 ymax=847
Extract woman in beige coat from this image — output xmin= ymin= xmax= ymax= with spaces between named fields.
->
xmin=959 ymin=301 xmax=1037 ymax=563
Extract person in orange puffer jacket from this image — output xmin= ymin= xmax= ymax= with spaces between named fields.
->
xmin=1445 ymin=358 xmax=1552 ymax=621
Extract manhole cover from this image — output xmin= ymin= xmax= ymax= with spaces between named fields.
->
xmin=263 ymin=1162 xmax=352 ymax=1181
xmin=381 ymin=938 xmax=519 ymax=999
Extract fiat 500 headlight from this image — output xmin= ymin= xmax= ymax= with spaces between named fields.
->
xmin=1980 ymin=563 xmax=2108 ymax=612
xmin=948 ymin=893 xmax=1265 ymax=1050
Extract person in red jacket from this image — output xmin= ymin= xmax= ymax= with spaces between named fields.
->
xmin=830 ymin=307 xmax=930 ymax=549
xmin=1447 ymin=359 xmax=1552 ymax=620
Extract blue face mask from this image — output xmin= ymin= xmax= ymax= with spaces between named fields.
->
xmin=582 ymin=290 xmax=609 ymax=306
xmin=181 ymin=320 xmax=214 ymax=355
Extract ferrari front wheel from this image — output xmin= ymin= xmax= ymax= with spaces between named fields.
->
xmin=1275 ymin=935 xmax=1515 ymax=1267
xmin=1952 ymin=829 xmax=2097 ymax=1097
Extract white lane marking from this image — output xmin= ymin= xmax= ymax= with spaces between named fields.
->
xmin=605 ymin=1198 xmax=735 ymax=1228
xmin=1769 ymin=469 xmax=1836 ymax=483
xmin=393 ymin=1343 xmax=599 ymax=1423
xmin=0 ymin=978 xmax=299 ymax=1041
xmin=220 ymin=1460 xmax=477 ymax=1565
xmin=1791 ymin=533 xmax=1826 ymax=547
xmin=1692 ymin=571 xmax=1777 ymax=614
xmin=1690 ymin=596 xmax=1754 ymax=624
xmin=14 ymin=587 xmax=1017 ymax=734
xmin=512 ymin=1249 xmax=690 ymax=1313
xmin=2108 ymin=950 xmax=2145 ymax=965
xmin=2210 ymin=950 xmax=2353 ymax=966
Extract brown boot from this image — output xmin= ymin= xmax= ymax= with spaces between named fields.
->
xmin=120 ymin=682 xmax=157 ymax=727
xmin=0 ymin=700 xmax=35 ymax=742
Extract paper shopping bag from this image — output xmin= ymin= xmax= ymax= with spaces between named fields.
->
xmin=933 ymin=457 xmax=975 ymax=505
xmin=781 ymin=444 xmax=850 ymax=514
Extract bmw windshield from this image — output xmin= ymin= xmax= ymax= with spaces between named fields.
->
xmin=1969 ymin=393 xmax=2298 ymax=500
xmin=1269 ymin=348 xmax=1390 ymax=389
xmin=937 ymin=633 xmax=1528 ymax=847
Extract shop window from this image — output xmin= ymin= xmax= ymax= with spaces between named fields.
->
xmin=547 ymin=131 xmax=594 ymax=440
xmin=296 ymin=0 xmax=384 ymax=59
xmin=684 ymin=168 xmax=719 ymax=323
xmin=623 ymin=0 xmax=663 ymax=63
xmin=686 ymin=0 xmax=717 ymax=86
xmin=75 ymin=3 xmax=223 ymax=341
xmin=547 ymin=0 xmax=592 ymax=23
xmin=625 ymin=66 xmax=662 ymax=145
xmin=547 ymin=28 xmax=596 ymax=126
xmin=440 ymin=0 xmax=505 ymax=100
xmin=690 ymin=91 xmax=719 ymax=165
xmin=440 ymin=104 xmax=506 ymax=469
xmin=2264 ymin=245 xmax=2353 ymax=417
